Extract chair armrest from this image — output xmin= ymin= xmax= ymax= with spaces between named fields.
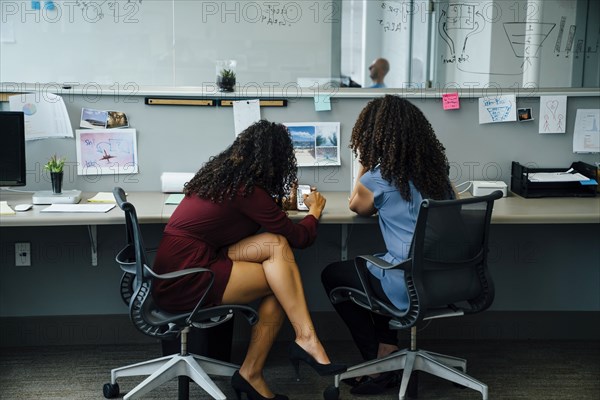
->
xmin=188 ymin=304 xmax=259 ymax=328
xmin=356 ymin=255 xmax=412 ymax=271
xmin=352 ymin=255 xmax=413 ymax=313
xmin=144 ymin=265 xmax=212 ymax=281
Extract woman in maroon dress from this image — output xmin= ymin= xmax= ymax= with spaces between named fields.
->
xmin=153 ymin=120 xmax=345 ymax=400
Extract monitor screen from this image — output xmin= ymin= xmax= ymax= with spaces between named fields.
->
xmin=0 ymin=111 xmax=26 ymax=187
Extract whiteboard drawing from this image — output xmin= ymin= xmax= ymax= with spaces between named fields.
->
xmin=438 ymin=4 xmax=484 ymax=64
xmin=76 ymin=129 xmax=138 ymax=175
xmin=436 ymin=3 xmax=557 ymax=77
xmin=554 ymin=16 xmax=566 ymax=54
xmin=565 ymin=25 xmax=576 ymax=56
xmin=503 ymin=22 xmax=556 ymax=70
xmin=538 ymin=96 xmax=567 ymax=134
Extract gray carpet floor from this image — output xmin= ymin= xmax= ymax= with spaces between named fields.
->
xmin=1 ymin=340 xmax=598 ymax=399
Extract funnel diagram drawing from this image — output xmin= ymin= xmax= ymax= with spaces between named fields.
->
xmin=503 ymin=22 xmax=556 ymax=70
xmin=479 ymin=96 xmax=516 ymax=124
xmin=486 ymin=103 xmax=513 ymax=122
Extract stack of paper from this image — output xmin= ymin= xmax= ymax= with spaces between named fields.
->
xmin=88 ymin=192 xmax=116 ymax=203
xmin=41 ymin=204 xmax=116 ymax=213
xmin=528 ymin=172 xmax=590 ymax=182
xmin=0 ymin=201 xmax=16 ymax=215
xmin=165 ymin=193 xmax=185 ymax=205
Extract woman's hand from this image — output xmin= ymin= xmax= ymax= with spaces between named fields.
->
xmin=304 ymin=189 xmax=326 ymax=220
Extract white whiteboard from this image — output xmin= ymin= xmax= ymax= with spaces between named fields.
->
xmin=432 ymin=0 xmax=584 ymax=88
xmin=1 ymin=0 xmax=339 ymax=87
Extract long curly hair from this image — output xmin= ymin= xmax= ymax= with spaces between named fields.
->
xmin=350 ymin=95 xmax=451 ymax=201
xmin=184 ymin=120 xmax=297 ymax=206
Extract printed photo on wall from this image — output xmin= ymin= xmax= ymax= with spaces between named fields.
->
xmin=284 ymin=122 xmax=341 ymax=167
xmin=75 ymin=129 xmax=138 ymax=175
xmin=80 ymin=108 xmax=130 ymax=129
xmin=518 ymin=108 xmax=534 ymax=122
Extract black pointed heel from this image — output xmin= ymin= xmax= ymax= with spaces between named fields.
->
xmin=231 ymin=370 xmax=289 ymax=400
xmin=288 ymin=342 xmax=346 ymax=380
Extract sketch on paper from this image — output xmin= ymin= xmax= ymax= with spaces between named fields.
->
xmin=538 ymin=96 xmax=567 ymax=134
xmin=75 ymin=129 xmax=138 ymax=175
xmin=478 ymin=95 xmax=517 ymax=124
xmin=284 ymin=122 xmax=340 ymax=167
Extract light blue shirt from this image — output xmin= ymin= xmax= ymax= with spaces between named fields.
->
xmin=369 ymin=83 xmax=386 ymax=88
xmin=360 ymin=167 xmax=423 ymax=311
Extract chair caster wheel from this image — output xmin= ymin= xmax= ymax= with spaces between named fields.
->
xmin=103 ymin=382 xmax=120 ymax=398
xmin=323 ymin=385 xmax=340 ymax=400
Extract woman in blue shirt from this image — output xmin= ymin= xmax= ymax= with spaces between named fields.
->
xmin=321 ymin=95 xmax=454 ymax=395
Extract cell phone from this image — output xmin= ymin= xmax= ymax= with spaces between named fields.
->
xmin=296 ymin=184 xmax=311 ymax=211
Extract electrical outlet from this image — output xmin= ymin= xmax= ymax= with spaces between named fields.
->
xmin=15 ymin=242 xmax=31 ymax=267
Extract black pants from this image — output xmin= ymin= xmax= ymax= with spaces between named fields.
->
xmin=321 ymin=260 xmax=398 ymax=361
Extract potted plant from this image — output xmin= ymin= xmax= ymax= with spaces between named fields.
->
xmin=216 ymin=60 xmax=237 ymax=92
xmin=217 ymin=68 xmax=236 ymax=92
xmin=44 ymin=154 xmax=66 ymax=194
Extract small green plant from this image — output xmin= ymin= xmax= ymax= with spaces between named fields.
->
xmin=219 ymin=68 xmax=236 ymax=80
xmin=44 ymin=154 xmax=66 ymax=173
xmin=217 ymin=68 xmax=236 ymax=92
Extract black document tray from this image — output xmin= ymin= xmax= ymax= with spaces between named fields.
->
xmin=511 ymin=161 xmax=598 ymax=198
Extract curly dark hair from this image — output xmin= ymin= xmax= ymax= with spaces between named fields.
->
xmin=350 ymin=95 xmax=451 ymax=201
xmin=184 ymin=120 xmax=297 ymax=206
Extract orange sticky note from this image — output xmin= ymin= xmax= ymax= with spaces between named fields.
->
xmin=442 ymin=92 xmax=460 ymax=110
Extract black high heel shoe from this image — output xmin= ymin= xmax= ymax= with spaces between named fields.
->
xmin=288 ymin=342 xmax=346 ymax=380
xmin=231 ymin=370 xmax=289 ymax=400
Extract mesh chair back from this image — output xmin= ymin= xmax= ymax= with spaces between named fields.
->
xmin=113 ymin=187 xmax=189 ymax=340
xmin=408 ymin=191 xmax=501 ymax=315
xmin=329 ymin=191 xmax=502 ymax=330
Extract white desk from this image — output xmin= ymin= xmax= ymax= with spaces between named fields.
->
xmin=2 ymin=191 xmax=599 ymax=227
xmin=2 ymin=191 xmax=597 ymax=265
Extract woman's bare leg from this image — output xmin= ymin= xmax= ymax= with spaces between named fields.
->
xmin=239 ymin=294 xmax=285 ymax=397
xmin=221 ymin=233 xmax=333 ymax=395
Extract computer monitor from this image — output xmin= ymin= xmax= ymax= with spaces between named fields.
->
xmin=0 ymin=111 xmax=26 ymax=187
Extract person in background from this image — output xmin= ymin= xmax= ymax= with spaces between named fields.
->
xmin=321 ymin=95 xmax=454 ymax=395
xmin=368 ymin=58 xmax=390 ymax=88
xmin=153 ymin=120 xmax=345 ymax=400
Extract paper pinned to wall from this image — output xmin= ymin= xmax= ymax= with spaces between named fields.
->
xmin=442 ymin=92 xmax=460 ymax=110
xmin=572 ymin=109 xmax=600 ymax=153
xmin=233 ymin=99 xmax=261 ymax=136
xmin=284 ymin=122 xmax=341 ymax=167
xmin=75 ymin=129 xmax=138 ymax=176
xmin=539 ymin=95 xmax=567 ymax=134
xmin=478 ymin=95 xmax=516 ymax=124
xmin=9 ymin=93 xmax=73 ymax=140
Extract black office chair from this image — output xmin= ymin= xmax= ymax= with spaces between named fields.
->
xmin=324 ymin=190 xmax=503 ymax=400
xmin=103 ymin=187 xmax=258 ymax=400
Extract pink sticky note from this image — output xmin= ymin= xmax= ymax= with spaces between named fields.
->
xmin=442 ymin=92 xmax=460 ymax=110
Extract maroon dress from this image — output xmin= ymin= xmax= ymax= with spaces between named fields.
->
xmin=152 ymin=187 xmax=318 ymax=312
